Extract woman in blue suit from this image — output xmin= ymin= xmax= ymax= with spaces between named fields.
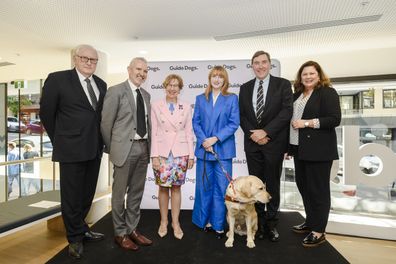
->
xmin=192 ymin=65 xmax=240 ymax=239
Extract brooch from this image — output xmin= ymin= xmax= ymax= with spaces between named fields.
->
xmin=178 ymin=104 xmax=183 ymax=110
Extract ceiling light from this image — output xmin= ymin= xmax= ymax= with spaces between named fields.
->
xmin=214 ymin=14 xmax=382 ymax=41
xmin=0 ymin=62 xmax=15 ymax=67
xmin=361 ymin=1 xmax=370 ymax=7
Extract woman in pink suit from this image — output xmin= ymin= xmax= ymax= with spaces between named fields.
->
xmin=151 ymin=74 xmax=194 ymax=240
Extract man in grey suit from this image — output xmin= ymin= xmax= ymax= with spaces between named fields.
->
xmin=101 ymin=57 xmax=152 ymax=251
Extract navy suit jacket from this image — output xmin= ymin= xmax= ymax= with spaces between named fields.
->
xmin=193 ymin=92 xmax=240 ymax=160
xmin=239 ymin=75 xmax=293 ymax=154
xmin=40 ymin=68 xmax=107 ymax=162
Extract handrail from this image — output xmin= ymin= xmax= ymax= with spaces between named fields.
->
xmin=0 ymin=156 xmax=52 ymax=166
xmin=1 ymin=156 xmax=55 ymax=202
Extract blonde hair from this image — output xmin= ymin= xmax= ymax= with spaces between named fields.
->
xmin=162 ymin=74 xmax=184 ymax=90
xmin=24 ymin=144 xmax=33 ymax=151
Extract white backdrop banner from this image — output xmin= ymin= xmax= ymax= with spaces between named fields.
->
xmin=140 ymin=59 xmax=280 ymax=209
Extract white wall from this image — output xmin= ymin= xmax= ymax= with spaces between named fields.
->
xmin=280 ymin=46 xmax=396 ymax=80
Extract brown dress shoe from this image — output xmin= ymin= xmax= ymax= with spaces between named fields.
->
xmin=129 ymin=230 xmax=153 ymax=246
xmin=115 ymin=235 xmax=139 ymax=251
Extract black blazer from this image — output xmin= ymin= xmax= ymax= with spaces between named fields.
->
xmin=239 ymin=75 xmax=293 ymax=154
xmin=294 ymin=86 xmax=341 ymax=161
xmin=40 ymin=68 xmax=107 ymax=162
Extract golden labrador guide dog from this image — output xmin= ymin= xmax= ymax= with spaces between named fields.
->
xmin=225 ymin=175 xmax=271 ymax=248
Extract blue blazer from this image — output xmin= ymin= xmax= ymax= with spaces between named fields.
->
xmin=193 ymin=92 xmax=240 ymax=160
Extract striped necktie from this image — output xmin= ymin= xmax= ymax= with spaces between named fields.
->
xmin=256 ymin=80 xmax=264 ymax=123
xmin=85 ymin=78 xmax=98 ymax=110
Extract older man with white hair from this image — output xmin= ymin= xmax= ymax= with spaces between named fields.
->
xmin=40 ymin=44 xmax=107 ymax=259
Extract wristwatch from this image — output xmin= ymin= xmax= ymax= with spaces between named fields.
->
xmin=304 ymin=121 xmax=309 ymax=128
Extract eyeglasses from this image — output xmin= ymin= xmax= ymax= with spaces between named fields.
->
xmin=76 ymin=55 xmax=98 ymax=64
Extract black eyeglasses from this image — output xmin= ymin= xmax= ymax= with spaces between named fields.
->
xmin=76 ymin=55 xmax=98 ymax=64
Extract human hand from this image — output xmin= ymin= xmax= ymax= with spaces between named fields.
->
xmin=202 ymin=137 xmax=218 ymax=148
xmin=250 ymin=129 xmax=267 ymax=143
xmin=187 ymin=159 xmax=194 ymax=169
xmin=205 ymin=146 xmax=214 ymax=154
xmin=152 ymin=157 xmax=160 ymax=171
xmin=257 ymin=137 xmax=270 ymax=145
xmin=291 ymin=119 xmax=305 ymax=129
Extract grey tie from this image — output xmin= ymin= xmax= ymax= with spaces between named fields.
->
xmin=256 ymin=80 xmax=264 ymax=123
xmin=85 ymin=78 xmax=98 ymax=110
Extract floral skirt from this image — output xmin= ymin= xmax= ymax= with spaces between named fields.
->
xmin=154 ymin=153 xmax=189 ymax=187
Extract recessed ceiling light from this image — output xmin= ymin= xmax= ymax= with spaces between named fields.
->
xmin=361 ymin=1 xmax=370 ymax=7
xmin=139 ymin=50 xmax=148 ymax=54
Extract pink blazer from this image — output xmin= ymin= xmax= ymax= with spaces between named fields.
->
xmin=150 ymin=99 xmax=194 ymax=158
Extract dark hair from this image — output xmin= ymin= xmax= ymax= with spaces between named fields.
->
xmin=251 ymin=51 xmax=271 ymax=65
xmin=293 ymin=60 xmax=331 ymax=93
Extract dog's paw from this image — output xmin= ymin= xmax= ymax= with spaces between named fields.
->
xmin=225 ymin=239 xmax=234 ymax=248
xmin=247 ymin=240 xmax=256 ymax=248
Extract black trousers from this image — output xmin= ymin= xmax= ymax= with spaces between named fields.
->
xmin=292 ymin=146 xmax=332 ymax=233
xmin=245 ymin=150 xmax=283 ymax=228
xmin=60 ymin=157 xmax=101 ymax=243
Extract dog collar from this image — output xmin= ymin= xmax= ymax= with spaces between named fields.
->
xmin=225 ymin=195 xmax=254 ymax=204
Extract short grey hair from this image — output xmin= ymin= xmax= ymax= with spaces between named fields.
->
xmin=129 ymin=57 xmax=147 ymax=67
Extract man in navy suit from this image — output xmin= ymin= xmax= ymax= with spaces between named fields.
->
xmin=239 ymin=51 xmax=293 ymax=242
xmin=40 ymin=44 xmax=107 ymax=259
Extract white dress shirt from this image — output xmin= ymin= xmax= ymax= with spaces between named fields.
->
xmin=75 ymin=69 xmax=99 ymax=106
xmin=252 ymin=74 xmax=270 ymax=114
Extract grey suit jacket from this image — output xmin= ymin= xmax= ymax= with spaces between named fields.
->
xmin=101 ymin=80 xmax=151 ymax=167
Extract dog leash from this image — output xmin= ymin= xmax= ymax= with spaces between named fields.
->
xmin=202 ymin=150 xmax=236 ymax=194
xmin=212 ymin=151 xmax=260 ymax=204
xmin=211 ymin=150 xmax=237 ymax=196
xmin=205 ymin=151 xmax=255 ymax=204
xmin=211 ymin=151 xmax=234 ymax=183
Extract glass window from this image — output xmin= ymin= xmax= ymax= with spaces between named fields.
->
xmin=361 ymin=89 xmax=374 ymax=109
xmin=383 ymin=89 xmax=396 ymax=108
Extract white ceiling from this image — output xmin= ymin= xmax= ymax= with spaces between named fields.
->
xmin=1 ymin=0 xmax=396 ymax=82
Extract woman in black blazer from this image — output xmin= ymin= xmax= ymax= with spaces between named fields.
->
xmin=287 ymin=61 xmax=341 ymax=247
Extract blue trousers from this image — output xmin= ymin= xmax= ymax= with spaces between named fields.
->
xmin=192 ymin=158 xmax=232 ymax=231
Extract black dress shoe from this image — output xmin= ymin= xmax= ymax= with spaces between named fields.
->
xmin=292 ymin=222 xmax=310 ymax=234
xmin=256 ymin=229 xmax=265 ymax=240
xmin=203 ymin=226 xmax=214 ymax=232
xmin=302 ymin=232 xmax=326 ymax=247
xmin=68 ymin=242 xmax=83 ymax=259
xmin=84 ymin=231 xmax=105 ymax=242
xmin=268 ymin=227 xmax=280 ymax=242
xmin=256 ymin=223 xmax=269 ymax=240
xmin=215 ymin=231 xmax=224 ymax=239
